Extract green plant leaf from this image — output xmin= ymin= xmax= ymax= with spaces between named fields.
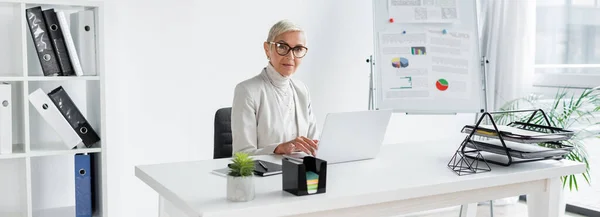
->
xmin=228 ymin=152 xmax=255 ymax=177
xmin=583 ymin=172 xmax=591 ymax=185
xmin=584 ymin=158 xmax=591 ymax=174
xmin=552 ymin=89 xmax=567 ymax=113
xmin=496 ymin=87 xmax=600 ymax=191
xmin=569 ymin=174 xmax=574 ymax=191
xmin=571 ymin=111 xmax=597 ymax=128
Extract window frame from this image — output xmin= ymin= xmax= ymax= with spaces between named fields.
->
xmin=534 ymin=0 xmax=600 ymax=88
xmin=533 ymin=64 xmax=600 ymax=88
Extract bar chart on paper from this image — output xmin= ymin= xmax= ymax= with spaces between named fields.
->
xmin=390 ymin=76 xmax=412 ymax=89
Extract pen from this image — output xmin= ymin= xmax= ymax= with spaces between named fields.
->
xmin=258 ymin=161 xmax=268 ymax=170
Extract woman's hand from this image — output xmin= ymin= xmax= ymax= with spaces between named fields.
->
xmin=274 ymin=136 xmax=319 ymax=156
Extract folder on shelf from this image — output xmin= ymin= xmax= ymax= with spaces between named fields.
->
xmin=42 ymin=9 xmax=75 ymax=76
xmin=75 ymin=154 xmax=93 ymax=217
xmin=0 ymin=83 xmax=11 ymax=154
xmin=70 ymin=10 xmax=96 ymax=76
xmin=29 ymin=88 xmax=82 ymax=149
xmin=48 ymin=86 xmax=100 ymax=148
xmin=56 ymin=11 xmax=83 ymax=76
xmin=26 ymin=6 xmax=61 ymax=76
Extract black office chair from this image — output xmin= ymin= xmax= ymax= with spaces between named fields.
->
xmin=214 ymin=107 xmax=233 ymax=159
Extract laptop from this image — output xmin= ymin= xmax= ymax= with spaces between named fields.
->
xmin=285 ymin=109 xmax=393 ymax=164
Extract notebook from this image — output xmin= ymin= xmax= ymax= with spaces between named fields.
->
xmin=210 ymin=160 xmax=282 ymax=177
xmin=252 ymin=160 xmax=282 ymax=176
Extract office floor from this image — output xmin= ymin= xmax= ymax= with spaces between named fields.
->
xmin=399 ymin=202 xmax=588 ymax=217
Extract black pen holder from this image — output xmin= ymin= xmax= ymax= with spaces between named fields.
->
xmin=282 ymin=156 xmax=327 ymax=196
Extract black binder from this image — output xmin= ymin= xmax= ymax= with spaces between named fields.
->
xmin=48 ymin=86 xmax=100 ymax=148
xmin=26 ymin=6 xmax=61 ymax=76
xmin=42 ymin=9 xmax=75 ymax=76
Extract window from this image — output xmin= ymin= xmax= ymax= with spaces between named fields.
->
xmin=535 ymin=1 xmax=600 ymax=216
xmin=534 ymin=0 xmax=600 ymax=88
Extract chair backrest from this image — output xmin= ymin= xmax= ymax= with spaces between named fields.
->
xmin=214 ymin=107 xmax=232 ymax=159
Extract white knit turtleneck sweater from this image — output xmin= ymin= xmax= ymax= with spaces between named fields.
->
xmin=264 ymin=63 xmax=298 ymax=142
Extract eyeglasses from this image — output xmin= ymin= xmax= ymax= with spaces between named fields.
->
xmin=268 ymin=41 xmax=308 ymax=58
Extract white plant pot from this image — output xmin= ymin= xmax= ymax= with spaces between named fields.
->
xmin=227 ymin=175 xmax=255 ymax=202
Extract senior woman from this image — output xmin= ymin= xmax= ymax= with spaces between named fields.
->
xmin=231 ymin=20 xmax=318 ymax=157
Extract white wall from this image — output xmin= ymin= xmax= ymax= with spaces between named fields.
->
xmin=100 ymin=0 xmax=476 ymax=216
xmin=0 ymin=0 xmax=479 ymax=216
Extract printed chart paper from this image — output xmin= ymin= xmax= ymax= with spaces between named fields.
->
xmin=378 ymin=28 xmax=475 ymax=101
xmin=426 ymin=28 xmax=473 ymax=99
xmin=378 ymin=31 xmax=430 ymax=99
xmin=388 ymin=0 xmax=458 ymax=23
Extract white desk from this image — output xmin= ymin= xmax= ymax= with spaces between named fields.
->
xmin=135 ymin=140 xmax=585 ymax=217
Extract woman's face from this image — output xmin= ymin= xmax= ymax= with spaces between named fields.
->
xmin=264 ymin=31 xmax=307 ymax=77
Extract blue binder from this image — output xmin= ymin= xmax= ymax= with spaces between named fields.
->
xmin=75 ymin=154 xmax=92 ymax=217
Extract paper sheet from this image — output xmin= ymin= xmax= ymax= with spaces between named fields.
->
xmin=481 ymin=140 xmax=555 ymax=153
xmin=426 ymin=28 xmax=473 ymax=99
xmin=379 ymin=31 xmax=430 ymax=99
xmin=378 ymin=28 xmax=475 ymax=100
xmin=476 ymin=125 xmax=566 ymax=139
xmin=388 ymin=0 xmax=458 ymax=23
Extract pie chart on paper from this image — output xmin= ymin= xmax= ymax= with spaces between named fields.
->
xmin=391 ymin=57 xmax=409 ymax=68
xmin=436 ymin=79 xmax=449 ymax=91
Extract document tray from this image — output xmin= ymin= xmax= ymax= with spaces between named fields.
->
xmin=461 ymin=121 xmax=574 ymax=144
xmin=465 ymin=140 xmax=573 ymax=159
xmin=450 ymin=109 xmax=576 ymax=170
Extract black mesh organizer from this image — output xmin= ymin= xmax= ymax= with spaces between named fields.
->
xmin=448 ymin=109 xmax=575 ymax=176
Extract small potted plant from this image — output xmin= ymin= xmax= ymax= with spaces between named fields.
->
xmin=227 ymin=152 xmax=255 ymax=202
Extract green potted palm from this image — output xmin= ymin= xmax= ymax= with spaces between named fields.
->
xmin=227 ymin=152 xmax=256 ymax=202
xmin=494 ymin=87 xmax=599 ymax=191
xmin=493 ymin=87 xmax=600 ymax=212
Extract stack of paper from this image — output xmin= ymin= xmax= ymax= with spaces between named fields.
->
xmin=479 ymin=139 xmax=554 ymax=153
xmin=306 ymin=171 xmax=319 ymax=194
xmin=476 ymin=125 xmax=562 ymax=138
xmin=462 ymin=124 xmax=571 ymax=143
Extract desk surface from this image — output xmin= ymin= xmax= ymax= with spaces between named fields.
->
xmin=135 ymin=140 xmax=585 ymax=217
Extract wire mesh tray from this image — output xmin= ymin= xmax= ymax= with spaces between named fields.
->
xmin=461 ymin=122 xmax=574 ymax=144
xmin=449 ymin=109 xmax=576 ymax=170
xmin=464 ymin=139 xmax=573 ymax=159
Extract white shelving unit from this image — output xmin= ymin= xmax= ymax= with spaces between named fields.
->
xmin=0 ymin=0 xmax=106 ymax=217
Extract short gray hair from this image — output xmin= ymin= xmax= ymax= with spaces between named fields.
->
xmin=266 ymin=20 xmax=304 ymax=42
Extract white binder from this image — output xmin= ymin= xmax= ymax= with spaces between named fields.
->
xmin=29 ymin=88 xmax=82 ymax=149
xmin=57 ymin=11 xmax=83 ymax=76
xmin=0 ymin=83 xmax=11 ymax=154
xmin=70 ymin=10 xmax=96 ymax=76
